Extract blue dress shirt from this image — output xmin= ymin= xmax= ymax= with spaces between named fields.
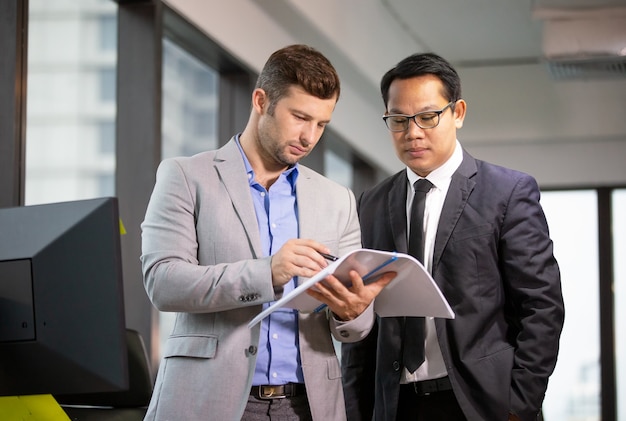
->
xmin=235 ymin=136 xmax=304 ymax=386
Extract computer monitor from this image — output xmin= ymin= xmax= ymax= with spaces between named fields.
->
xmin=0 ymin=197 xmax=128 ymax=396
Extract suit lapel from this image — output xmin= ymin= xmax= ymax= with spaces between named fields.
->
xmin=295 ymin=168 xmax=318 ymax=239
xmin=433 ymin=150 xmax=477 ymax=270
xmin=214 ymin=139 xmax=263 ymax=258
xmin=388 ymin=173 xmax=409 ymax=253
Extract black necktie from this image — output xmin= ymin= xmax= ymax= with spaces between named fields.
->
xmin=402 ymin=178 xmax=433 ymax=373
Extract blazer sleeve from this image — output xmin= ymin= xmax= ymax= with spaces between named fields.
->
xmin=500 ymin=174 xmax=564 ymax=420
xmin=141 ymin=157 xmax=276 ymax=313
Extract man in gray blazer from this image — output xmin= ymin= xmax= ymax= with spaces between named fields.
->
xmin=141 ymin=44 xmax=393 ymax=421
xmin=339 ymin=53 xmax=565 ymax=420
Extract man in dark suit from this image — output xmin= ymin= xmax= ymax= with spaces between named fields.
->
xmin=339 ymin=53 xmax=565 ymax=421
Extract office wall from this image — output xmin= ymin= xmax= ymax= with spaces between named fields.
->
xmin=458 ymin=64 xmax=626 ymax=188
xmin=165 ymin=0 xmax=626 ymax=188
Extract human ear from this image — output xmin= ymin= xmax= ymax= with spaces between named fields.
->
xmin=453 ymin=99 xmax=467 ymax=129
xmin=252 ymin=88 xmax=267 ymax=114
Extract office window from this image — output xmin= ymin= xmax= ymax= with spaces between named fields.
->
xmin=159 ymin=35 xmax=220 ymax=355
xmin=614 ymin=189 xmax=626 ymax=421
xmin=25 ymin=0 xmax=117 ymax=205
xmin=162 ymin=37 xmax=218 ymax=160
xmin=324 ymin=148 xmax=353 ymax=189
xmin=97 ymin=173 xmax=115 ymax=198
xmin=98 ymin=120 xmax=115 ymax=155
xmin=541 ymin=190 xmax=600 ymax=421
xmin=98 ymin=14 xmax=116 ymax=51
xmin=99 ymin=67 xmax=116 ymax=102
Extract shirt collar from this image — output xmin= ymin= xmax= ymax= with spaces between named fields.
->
xmin=234 ymin=134 xmax=299 ymax=189
xmin=406 ymin=140 xmax=463 ymax=190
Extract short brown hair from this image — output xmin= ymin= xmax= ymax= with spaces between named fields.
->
xmin=255 ymin=44 xmax=340 ymax=114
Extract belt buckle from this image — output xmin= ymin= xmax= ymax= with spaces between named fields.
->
xmin=258 ymin=385 xmax=286 ymax=400
xmin=412 ymin=381 xmax=429 ymax=396
xmin=412 ymin=377 xmax=450 ymax=396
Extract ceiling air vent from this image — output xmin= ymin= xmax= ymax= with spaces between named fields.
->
xmin=535 ymin=8 xmax=626 ymax=80
xmin=545 ymin=56 xmax=626 ymax=80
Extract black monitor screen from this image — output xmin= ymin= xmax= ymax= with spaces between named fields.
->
xmin=0 ymin=197 xmax=128 ymax=396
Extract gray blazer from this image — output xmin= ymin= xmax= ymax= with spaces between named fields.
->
xmin=141 ymin=138 xmax=360 ymax=420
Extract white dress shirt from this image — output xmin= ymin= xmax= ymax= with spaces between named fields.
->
xmin=402 ymin=140 xmax=463 ymax=383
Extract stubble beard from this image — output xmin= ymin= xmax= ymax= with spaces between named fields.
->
xmin=275 ymin=144 xmax=301 ymax=166
xmin=258 ymin=133 xmax=298 ymax=168
xmin=257 ymin=114 xmax=304 ymax=167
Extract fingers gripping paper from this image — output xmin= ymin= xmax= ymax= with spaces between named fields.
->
xmin=247 ymin=249 xmax=454 ymax=328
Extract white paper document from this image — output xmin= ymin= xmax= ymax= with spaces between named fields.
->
xmin=247 ymin=248 xmax=455 ymax=328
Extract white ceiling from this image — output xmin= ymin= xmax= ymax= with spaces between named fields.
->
xmin=168 ymin=0 xmax=626 ymax=186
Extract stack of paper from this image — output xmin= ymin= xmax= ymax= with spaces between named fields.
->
xmin=248 ymin=248 xmax=454 ymax=328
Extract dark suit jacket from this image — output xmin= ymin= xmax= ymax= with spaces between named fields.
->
xmin=342 ymin=149 xmax=564 ymax=421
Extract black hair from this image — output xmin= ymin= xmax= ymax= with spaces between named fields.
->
xmin=380 ymin=52 xmax=461 ymax=108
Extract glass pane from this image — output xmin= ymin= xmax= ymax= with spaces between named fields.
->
xmin=162 ymin=37 xmax=218 ymax=159
xmin=159 ymin=36 xmax=219 ymax=356
xmin=541 ymin=190 xmax=600 ymax=421
xmin=25 ymin=0 xmax=118 ymax=205
xmin=614 ymin=189 xmax=626 ymax=421
xmin=324 ymin=148 xmax=353 ymax=189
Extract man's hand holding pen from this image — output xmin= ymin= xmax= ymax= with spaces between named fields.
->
xmin=270 ymin=239 xmax=396 ymax=320
xmin=318 ymin=252 xmax=338 ymax=262
xmin=270 ymin=239 xmax=336 ymax=288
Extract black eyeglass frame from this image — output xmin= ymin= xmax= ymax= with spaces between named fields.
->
xmin=382 ymin=101 xmax=455 ymax=131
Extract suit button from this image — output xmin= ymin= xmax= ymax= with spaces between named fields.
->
xmin=392 ymin=361 xmax=400 ymax=371
xmin=248 ymin=346 xmax=257 ymax=355
xmin=339 ymin=330 xmax=349 ymax=338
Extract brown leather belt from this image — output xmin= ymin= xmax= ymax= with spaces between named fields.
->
xmin=250 ymin=383 xmax=306 ymax=399
xmin=404 ymin=376 xmax=452 ymax=396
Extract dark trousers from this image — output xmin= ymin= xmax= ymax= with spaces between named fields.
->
xmin=242 ymin=394 xmax=313 ymax=421
xmin=396 ymin=386 xmax=466 ymax=421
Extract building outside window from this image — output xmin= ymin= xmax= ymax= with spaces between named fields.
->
xmin=161 ymin=37 xmax=218 ymax=160
xmin=158 ymin=35 xmax=219 ymax=354
xmin=541 ymin=190 xmax=600 ymax=421
xmin=613 ymin=189 xmax=626 ymax=421
xmin=25 ymin=0 xmax=117 ymax=205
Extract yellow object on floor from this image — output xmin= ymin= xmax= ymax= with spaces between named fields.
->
xmin=0 ymin=395 xmax=70 ymax=421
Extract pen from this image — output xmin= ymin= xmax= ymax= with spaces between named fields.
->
xmin=313 ymin=252 xmax=338 ymax=313
xmin=313 ymin=303 xmax=328 ymax=313
xmin=318 ymin=252 xmax=338 ymax=261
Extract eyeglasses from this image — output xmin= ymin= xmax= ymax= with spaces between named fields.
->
xmin=382 ymin=102 xmax=454 ymax=132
